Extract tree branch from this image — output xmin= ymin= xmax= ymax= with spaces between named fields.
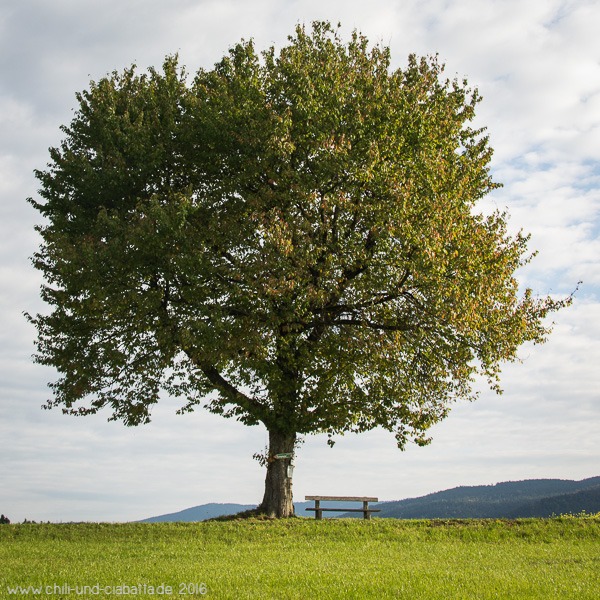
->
xmin=305 ymin=317 xmax=413 ymax=332
xmin=193 ymin=359 xmax=270 ymax=422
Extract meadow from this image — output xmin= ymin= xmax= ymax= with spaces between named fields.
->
xmin=1 ymin=517 xmax=599 ymax=599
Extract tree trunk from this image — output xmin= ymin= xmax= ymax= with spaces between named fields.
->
xmin=256 ymin=429 xmax=296 ymax=517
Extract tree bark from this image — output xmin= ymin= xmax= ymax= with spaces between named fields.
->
xmin=256 ymin=429 xmax=296 ymax=518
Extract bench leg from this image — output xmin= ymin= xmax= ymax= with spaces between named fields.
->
xmin=363 ymin=501 xmax=370 ymax=520
xmin=315 ymin=500 xmax=322 ymax=520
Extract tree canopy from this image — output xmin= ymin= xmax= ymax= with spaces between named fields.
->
xmin=28 ymin=22 xmax=569 ymax=516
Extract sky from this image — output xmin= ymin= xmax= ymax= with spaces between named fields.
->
xmin=1 ymin=0 xmax=599 ymax=523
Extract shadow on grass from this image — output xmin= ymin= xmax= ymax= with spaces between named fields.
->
xmin=207 ymin=508 xmax=303 ymax=522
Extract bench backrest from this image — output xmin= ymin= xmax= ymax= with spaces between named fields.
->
xmin=305 ymin=496 xmax=378 ymax=502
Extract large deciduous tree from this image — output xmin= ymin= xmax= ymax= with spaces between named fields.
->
xmin=28 ymin=22 xmax=568 ymax=517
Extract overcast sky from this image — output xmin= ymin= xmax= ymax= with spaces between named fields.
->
xmin=1 ymin=0 xmax=599 ymax=523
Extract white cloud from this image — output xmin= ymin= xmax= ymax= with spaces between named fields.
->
xmin=488 ymin=159 xmax=600 ymax=290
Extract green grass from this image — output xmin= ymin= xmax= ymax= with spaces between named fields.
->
xmin=1 ymin=517 xmax=599 ymax=599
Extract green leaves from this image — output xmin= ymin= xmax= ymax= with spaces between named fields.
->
xmin=29 ymin=21 xmax=569 ymax=447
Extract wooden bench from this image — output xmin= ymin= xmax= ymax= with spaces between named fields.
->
xmin=305 ymin=496 xmax=380 ymax=520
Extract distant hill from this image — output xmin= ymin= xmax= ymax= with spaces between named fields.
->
xmin=504 ymin=485 xmax=600 ymax=518
xmin=139 ymin=477 xmax=600 ymax=522
xmin=139 ymin=503 xmax=257 ymax=522
xmin=367 ymin=476 xmax=600 ymax=519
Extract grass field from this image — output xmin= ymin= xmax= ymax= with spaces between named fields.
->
xmin=1 ymin=517 xmax=599 ymax=599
